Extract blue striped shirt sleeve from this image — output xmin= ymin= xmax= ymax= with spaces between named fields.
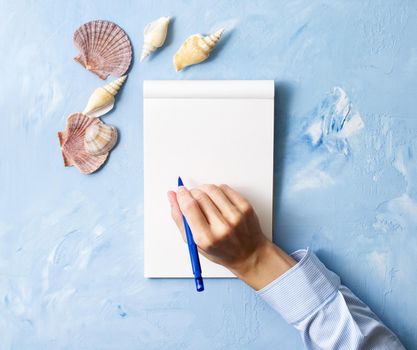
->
xmin=256 ymin=249 xmax=405 ymax=350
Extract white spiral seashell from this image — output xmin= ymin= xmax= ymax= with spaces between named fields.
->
xmin=140 ymin=17 xmax=170 ymax=62
xmin=173 ymin=28 xmax=224 ymax=71
xmin=83 ymin=75 xmax=127 ymax=118
xmin=200 ymin=29 xmax=224 ymax=52
xmin=84 ymin=123 xmax=118 ymax=156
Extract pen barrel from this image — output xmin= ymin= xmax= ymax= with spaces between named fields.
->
xmin=182 ymin=215 xmax=202 ymax=277
xmin=188 ymin=239 xmax=202 ymax=276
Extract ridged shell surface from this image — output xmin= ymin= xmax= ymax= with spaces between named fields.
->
xmin=84 ymin=123 xmax=118 ymax=156
xmin=73 ymin=20 xmax=132 ymax=80
xmin=57 ymin=113 xmax=108 ymax=174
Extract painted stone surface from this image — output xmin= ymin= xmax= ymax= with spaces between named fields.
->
xmin=0 ymin=1 xmax=416 ymax=349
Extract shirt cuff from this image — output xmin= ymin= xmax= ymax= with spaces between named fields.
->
xmin=256 ymin=248 xmax=340 ymax=324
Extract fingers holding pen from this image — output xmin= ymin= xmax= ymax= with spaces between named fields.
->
xmin=199 ymin=184 xmax=242 ymax=227
xmin=172 ymin=184 xmax=256 ymax=255
xmin=189 ymin=188 xmax=224 ymax=226
xmin=176 ymin=186 xmax=213 ymax=247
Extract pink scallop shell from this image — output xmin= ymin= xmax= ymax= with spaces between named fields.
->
xmin=73 ymin=20 xmax=132 ymax=80
xmin=58 ymin=113 xmax=108 ymax=174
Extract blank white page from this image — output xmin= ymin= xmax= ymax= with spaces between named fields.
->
xmin=144 ymin=80 xmax=274 ymax=278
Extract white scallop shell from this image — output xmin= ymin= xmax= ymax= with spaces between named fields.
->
xmin=84 ymin=123 xmax=118 ymax=156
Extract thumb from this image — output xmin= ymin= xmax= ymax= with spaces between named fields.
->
xmin=167 ymin=191 xmax=186 ymax=242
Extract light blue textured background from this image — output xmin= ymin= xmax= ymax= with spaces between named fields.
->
xmin=0 ymin=0 xmax=416 ymax=349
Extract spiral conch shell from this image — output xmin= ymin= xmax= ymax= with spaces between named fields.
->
xmin=84 ymin=123 xmax=118 ymax=156
xmin=140 ymin=17 xmax=170 ymax=62
xmin=83 ymin=75 xmax=127 ymax=118
xmin=173 ymin=29 xmax=224 ymax=71
xmin=58 ymin=113 xmax=108 ymax=174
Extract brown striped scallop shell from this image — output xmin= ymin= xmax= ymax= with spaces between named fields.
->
xmin=73 ymin=20 xmax=133 ymax=80
xmin=58 ymin=113 xmax=108 ymax=174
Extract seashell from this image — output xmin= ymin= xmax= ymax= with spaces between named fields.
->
xmin=73 ymin=20 xmax=133 ymax=80
xmin=140 ymin=16 xmax=170 ymax=62
xmin=173 ymin=28 xmax=224 ymax=71
xmin=57 ymin=112 xmax=108 ymax=174
xmin=83 ymin=75 xmax=127 ymax=118
xmin=84 ymin=123 xmax=118 ymax=156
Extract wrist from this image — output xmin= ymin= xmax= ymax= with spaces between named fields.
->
xmin=230 ymin=240 xmax=296 ymax=290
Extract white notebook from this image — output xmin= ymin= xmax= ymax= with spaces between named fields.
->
xmin=144 ymin=80 xmax=274 ymax=278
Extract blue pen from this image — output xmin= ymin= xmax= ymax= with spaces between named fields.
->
xmin=178 ymin=177 xmax=204 ymax=292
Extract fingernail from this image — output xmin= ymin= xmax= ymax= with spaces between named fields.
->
xmin=178 ymin=186 xmax=186 ymax=192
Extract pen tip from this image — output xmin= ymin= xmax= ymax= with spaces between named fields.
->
xmin=178 ymin=176 xmax=184 ymax=187
xmin=195 ymin=277 xmax=204 ymax=292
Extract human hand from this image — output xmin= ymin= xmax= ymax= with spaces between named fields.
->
xmin=167 ymin=184 xmax=295 ymax=290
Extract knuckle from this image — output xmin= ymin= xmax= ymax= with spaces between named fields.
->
xmin=219 ymin=184 xmax=229 ymax=191
xmin=191 ymin=189 xmax=206 ymax=202
xmin=217 ymin=223 xmax=233 ymax=237
xmin=229 ymin=213 xmax=242 ymax=227
xmin=240 ymin=202 xmax=253 ymax=215
xmin=205 ymin=184 xmax=220 ymax=195
xmin=182 ymin=197 xmax=197 ymax=211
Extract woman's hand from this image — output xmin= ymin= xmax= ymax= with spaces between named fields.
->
xmin=167 ymin=184 xmax=295 ymax=290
